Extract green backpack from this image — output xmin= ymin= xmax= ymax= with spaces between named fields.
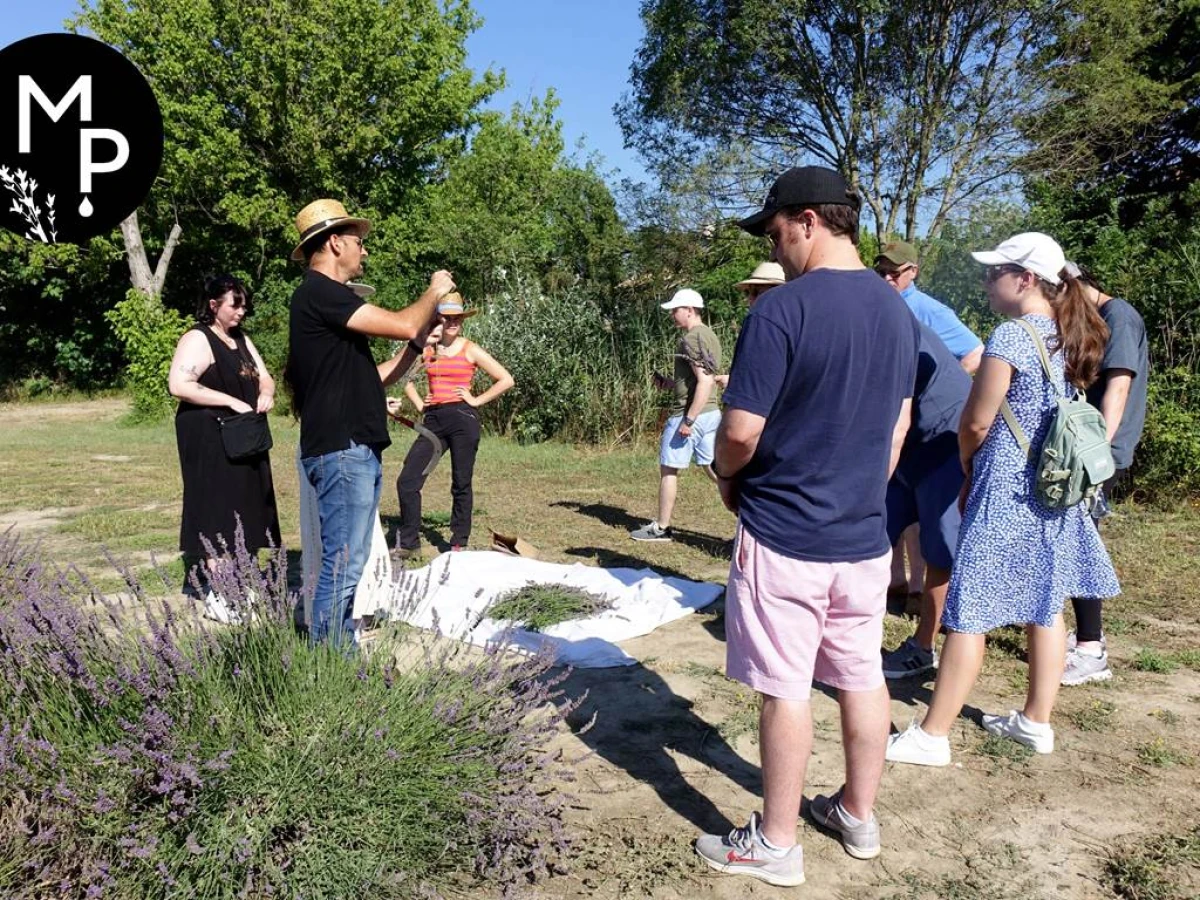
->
xmin=999 ymin=318 xmax=1115 ymax=510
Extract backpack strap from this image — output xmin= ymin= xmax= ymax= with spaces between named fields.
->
xmin=1000 ymin=399 xmax=1031 ymax=457
xmin=999 ymin=317 xmax=1056 ymax=459
xmin=1010 ymin=317 xmax=1060 ymax=396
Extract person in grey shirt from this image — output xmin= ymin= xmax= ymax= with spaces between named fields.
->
xmin=1063 ymin=262 xmax=1150 ymax=687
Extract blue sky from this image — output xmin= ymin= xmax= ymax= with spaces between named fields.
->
xmin=0 ymin=0 xmax=649 ymax=185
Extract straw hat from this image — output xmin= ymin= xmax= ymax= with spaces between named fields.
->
xmin=437 ymin=292 xmax=477 ymax=319
xmin=735 ymin=261 xmax=785 ymax=291
xmin=290 ymin=199 xmax=371 ymax=262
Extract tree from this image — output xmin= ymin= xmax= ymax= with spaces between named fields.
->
xmin=419 ymin=93 xmax=626 ymax=298
xmin=618 ymin=0 xmax=1055 ymax=241
xmin=1023 ymin=0 xmax=1200 ymax=211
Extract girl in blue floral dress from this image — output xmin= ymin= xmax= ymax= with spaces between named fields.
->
xmin=887 ymin=233 xmax=1119 ymax=766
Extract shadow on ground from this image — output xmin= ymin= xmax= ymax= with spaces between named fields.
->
xmin=552 ymin=500 xmax=731 ymax=559
xmin=560 ymin=662 xmax=760 ymax=836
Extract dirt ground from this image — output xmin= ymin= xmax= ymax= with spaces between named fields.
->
xmin=2 ymin=399 xmax=1198 ymax=899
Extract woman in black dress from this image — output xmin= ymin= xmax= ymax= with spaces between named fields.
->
xmin=168 ymin=275 xmax=280 ymax=620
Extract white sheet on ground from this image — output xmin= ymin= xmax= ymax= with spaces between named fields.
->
xmin=355 ymin=550 xmax=724 ymax=668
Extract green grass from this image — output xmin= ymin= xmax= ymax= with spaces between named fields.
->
xmin=1137 ymin=737 xmax=1192 ymax=768
xmin=488 ymin=582 xmax=613 ymax=631
xmin=975 ymin=734 xmax=1034 ymax=764
xmin=1106 ymin=825 xmax=1200 ymax=900
xmin=1068 ymin=699 xmax=1117 ymax=732
xmin=1133 ymin=648 xmax=1180 ymax=674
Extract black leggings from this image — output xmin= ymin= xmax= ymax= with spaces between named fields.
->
xmin=1071 ymin=468 xmax=1130 ymax=642
xmin=396 ymin=402 xmax=480 ymax=549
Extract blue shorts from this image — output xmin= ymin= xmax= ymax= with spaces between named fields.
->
xmin=659 ymin=410 xmax=720 ymax=469
xmin=886 ymin=441 xmax=963 ymax=571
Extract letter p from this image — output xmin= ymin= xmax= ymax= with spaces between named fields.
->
xmin=79 ymin=128 xmax=130 ymax=192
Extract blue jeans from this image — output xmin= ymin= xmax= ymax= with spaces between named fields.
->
xmin=301 ymin=441 xmax=383 ymax=645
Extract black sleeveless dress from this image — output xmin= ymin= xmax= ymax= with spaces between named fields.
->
xmin=175 ymin=325 xmax=281 ymax=556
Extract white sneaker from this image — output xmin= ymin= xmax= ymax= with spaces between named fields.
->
xmin=203 ymin=589 xmax=242 ymax=625
xmin=981 ymin=710 xmax=1054 ymax=754
xmin=885 ymin=722 xmax=951 ymax=767
xmin=1061 ymin=647 xmax=1113 ymax=686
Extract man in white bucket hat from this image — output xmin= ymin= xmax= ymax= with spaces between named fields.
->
xmin=631 ymin=288 xmax=723 ymax=542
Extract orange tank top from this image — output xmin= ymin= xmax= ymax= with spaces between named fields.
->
xmin=424 ymin=342 xmax=478 ymax=405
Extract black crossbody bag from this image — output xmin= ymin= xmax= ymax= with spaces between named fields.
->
xmin=217 ymin=410 xmax=273 ymax=460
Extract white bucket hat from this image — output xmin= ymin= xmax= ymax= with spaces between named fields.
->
xmin=971 ymin=232 xmax=1067 ymax=286
xmin=661 ymin=288 xmax=704 ymax=310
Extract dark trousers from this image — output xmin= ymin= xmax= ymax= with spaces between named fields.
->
xmin=1072 ymin=468 xmax=1130 ymax=641
xmin=397 ymin=402 xmax=481 ymax=549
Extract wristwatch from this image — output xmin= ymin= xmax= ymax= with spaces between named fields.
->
xmin=683 ymin=416 xmax=695 ymax=426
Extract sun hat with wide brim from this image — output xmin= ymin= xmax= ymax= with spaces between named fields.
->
xmin=290 ymin=199 xmax=371 ymax=262
xmin=735 ymin=261 xmax=786 ymax=290
xmin=346 ymin=282 xmax=376 ymax=299
xmin=436 ymin=292 xmax=478 ymax=319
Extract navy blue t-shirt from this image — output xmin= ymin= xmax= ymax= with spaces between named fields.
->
xmin=723 ymin=268 xmax=920 ymax=563
xmin=898 ymin=320 xmax=972 ymax=477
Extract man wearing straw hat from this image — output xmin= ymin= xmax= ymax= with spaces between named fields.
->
xmin=736 ymin=260 xmax=786 ymax=307
xmin=287 ymin=198 xmax=454 ymax=645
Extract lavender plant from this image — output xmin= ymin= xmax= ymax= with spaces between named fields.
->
xmin=0 ymin=528 xmax=576 ymax=898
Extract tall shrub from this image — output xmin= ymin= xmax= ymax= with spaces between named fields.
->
xmin=105 ymin=290 xmax=188 ymax=422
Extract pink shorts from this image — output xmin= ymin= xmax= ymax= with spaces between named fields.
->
xmin=725 ymin=523 xmax=890 ymax=701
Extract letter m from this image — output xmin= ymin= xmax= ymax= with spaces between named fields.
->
xmin=19 ymin=75 xmax=93 ymax=153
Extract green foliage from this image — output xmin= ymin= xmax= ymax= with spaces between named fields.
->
xmin=489 ymin=582 xmax=613 ymax=631
xmin=1136 ymin=369 xmax=1200 ymax=498
xmin=1133 ymin=648 xmax=1180 ymax=673
xmin=105 ymin=291 xmax=189 ymax=422
xmin=419 ymin=93 xmax=627 ymax=299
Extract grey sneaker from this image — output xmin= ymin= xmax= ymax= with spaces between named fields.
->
xmin=695 ymin=812 xmax=805 ymax=887
xmin=808 ymin=788 xmax=880 ymax=859
xmin=630 ymin=521 xmax=673 ymax=542
xmin=1061 ymin=647 xmax=1112 ymax=686
xmin=882 ymin=637 xmax=937 ymax=679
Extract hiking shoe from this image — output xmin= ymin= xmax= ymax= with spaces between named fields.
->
xmin=695 ymin=812 xmax=805 ymax=887
xmin=885 ymin=722 xmax=951 ymax=767
xmin=981 ymin=710 xmax=1054 ymax=754
xmin=808 ymin=788 xmax=880 ymax=859
xmin=630 ymin=521 xmax=673 ymax=542
xmin=882 ymin=638 xmax=937 ymax=679
xmin=1062 ymin=647 xmax=1112 ymax=686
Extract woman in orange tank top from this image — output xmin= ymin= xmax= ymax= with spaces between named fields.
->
xmin=389 ymin=294 xmax=513 ymax=555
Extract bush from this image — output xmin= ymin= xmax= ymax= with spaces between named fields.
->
xmin=106 ymin=290 xmax=190 ymax=422
xmin=464 ymin=272 xmax=735 ymax=445
xmin=1132 ymin=368 xmax=1200 ymax=501
xmin=0 ymin=532 xmax=573 ymax=898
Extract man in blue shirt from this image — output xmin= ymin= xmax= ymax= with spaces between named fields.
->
xmin=875 ymin=240 xmax=983 ymax=607
xmin=694 ymin=167 xmax=918 ymax=884
xmin=875 ymin=241 xmax=983 ymax=374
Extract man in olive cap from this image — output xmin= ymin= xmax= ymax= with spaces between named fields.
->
xmin=874 ymin=240 xmax=982 ymax=374
xmin=287 ymin=198 xmax=454 ymax=645
xmin=694 ymin=167 xmax=918 ymax=884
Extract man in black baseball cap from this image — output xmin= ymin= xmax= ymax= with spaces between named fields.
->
xmin=736 ymin=165 xmax=862 ymax=236
xmin=694 ymin=165 xmax=918 ymax=883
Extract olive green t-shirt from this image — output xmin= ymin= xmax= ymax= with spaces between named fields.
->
xmin=672 ymin=323 xmax=722 ymax=417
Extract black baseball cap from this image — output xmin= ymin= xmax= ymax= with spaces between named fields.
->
xmin=737 ymin=166 xmax=860 ymax=236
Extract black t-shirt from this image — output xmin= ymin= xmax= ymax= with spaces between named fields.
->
xmin=288 ymin=269 xmax=390 ymax=458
